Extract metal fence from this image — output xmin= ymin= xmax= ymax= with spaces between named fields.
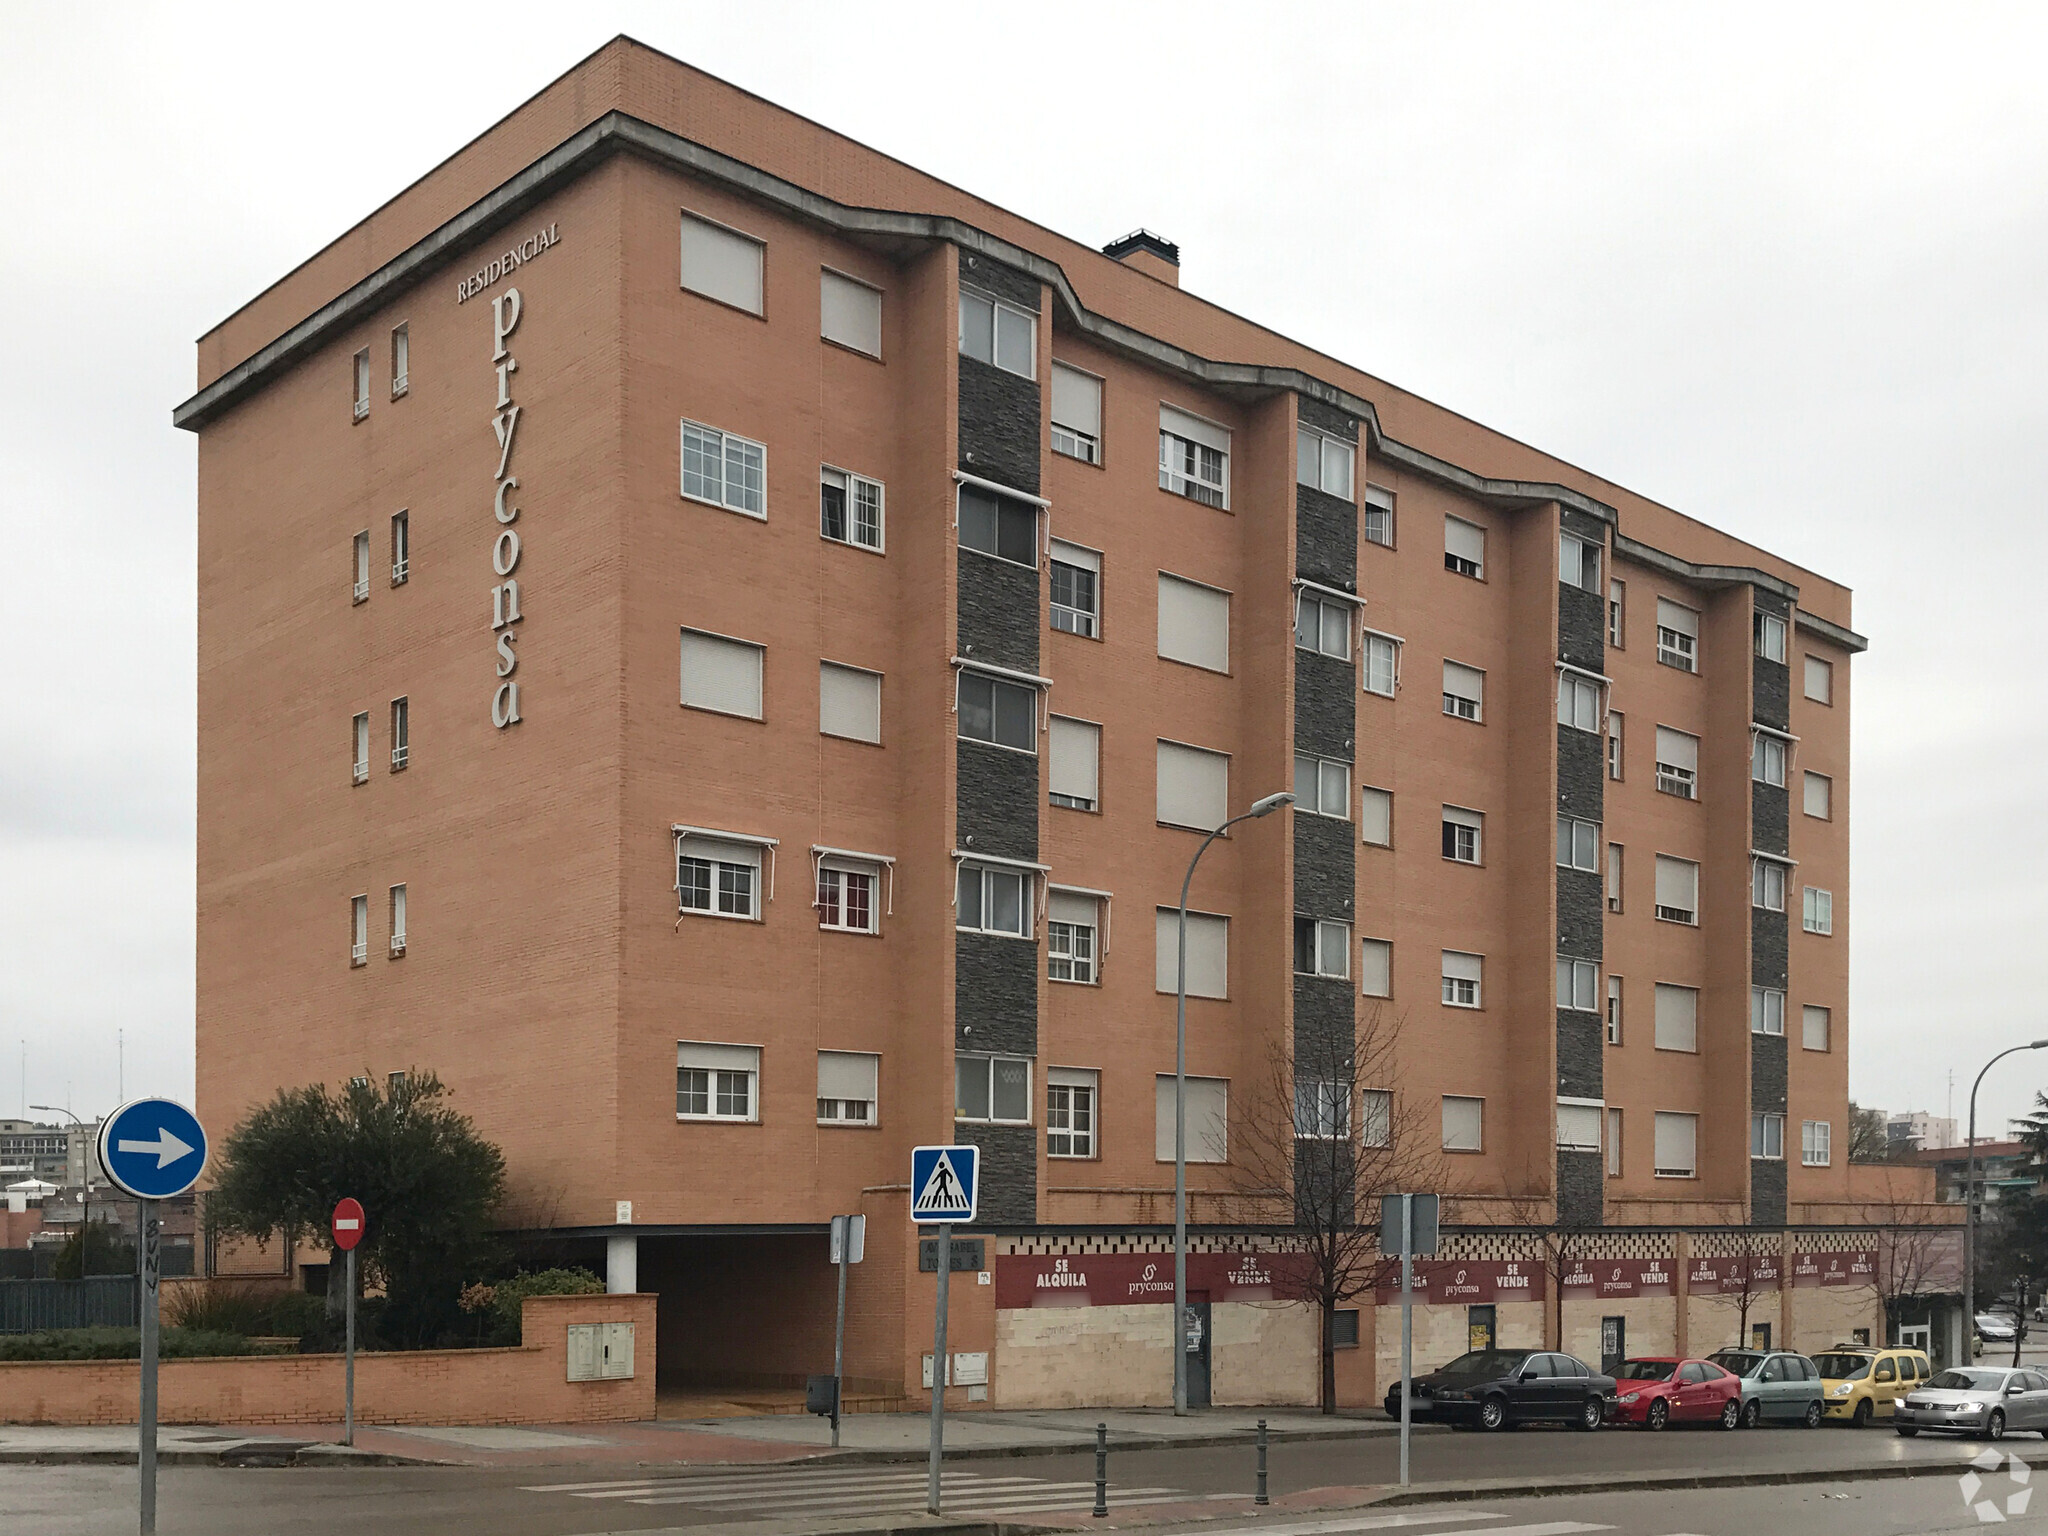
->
xmin=0 ymin=1276 xmax=140 ymax=1332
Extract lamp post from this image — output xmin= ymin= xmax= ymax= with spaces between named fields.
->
xmin=1964 ymin=1042 xmax=2048 ymax=1359
xmin=1174 ymin=789 xmax=1294 ymax=1416
xmin=31 ymin=1105 xmax=92 ymax=1273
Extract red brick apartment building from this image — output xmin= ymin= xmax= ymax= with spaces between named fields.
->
xmin=179 ymin=38 xmax=1953 ymax=1408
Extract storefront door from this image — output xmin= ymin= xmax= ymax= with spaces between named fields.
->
xmin=1184 ymin=1293 xmax=1211 ymax=1408
xmin=1468 ymin=1305 xmax=1496 ymax=1352
xmin=1601 ymin=1316 xmax=1626 ymax=1375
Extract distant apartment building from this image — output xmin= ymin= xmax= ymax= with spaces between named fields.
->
xmin=1888 ymin=1111 xmax=1960 ymax=1153
xmin=0 ymin=1121 xmax=72 ymax=1184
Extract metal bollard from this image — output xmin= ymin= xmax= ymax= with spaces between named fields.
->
xmin=1094 ymin=1422 xmax=1109 ymax=1518
xmin=1255 ymin=1417 xmax=1269 ymax=1506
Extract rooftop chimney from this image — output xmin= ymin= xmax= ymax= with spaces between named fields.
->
xmin=1103 ymin=229 xmax=1180 ymax=287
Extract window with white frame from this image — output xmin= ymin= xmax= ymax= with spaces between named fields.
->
xmin=1802 ymin=1119 xmax=1833 ymax=1166
xmin=1751 ymin=1111 xmax=1785 ymax=1159
xmin=389 ymin=323 xmax=408 ymax=398
xmin=1606 ymin=843 xmax=1624 ymax=913
xmin=1444 ymin=516 xmax=1484 ymax=578
xmin=1047 ymin=1067 xmax=1098 ymax=1156
xmin=1442 ymin=1095 xmax=1483 ymax=1152
xmin=1363 ymin=631 xmax=1400 ymax=697
xmin=1803 ymin=1005 xmax=1831 ymax=1051
xmin=1558 ymin=956 xmax=1599 ymax=1012
xmin=1752 ymin=731 xmax=1787 ymax=787
xmin=350 ymin=894 xmax=368 ymax=965
xmin=1755 ymin=611 xmax=1787 ymax=663
xmin=820 ymin=269 xmax=882 ymax=356
xmin=1557 ymin=816 xmax=1598 ymax=872
xmin=1051 ymin=363 xmax=1103 ymax=463
xmin=388 ymin=883 xmax=406 ymax=956
xmin=1154 ymin=1074 xmax=1229 ymax=1162
xmin=1607 ymin=710 xmax=1624 ymax=780
xmin=680 ymin=212 xmax=764 ymax=314
xmin=816 ymin=859 xmax=879 ymax=934
xmin=820 ymin=467 xmax=884 ymax=551
xmin=1559 ymin=671 xmax=1601 ymax=732
xmin=1803 ymin=886 xmax=1834 ymax=934
xmin=1361 ymin=1088 xmax=1393 ymax=1148
xmin=1606 ymin=976 xmax=1623 ymax=1044
xmin=1157 ymin=739 xmax=1229 ymax=830
xmin=1654 ymin=855 xmax=1699 ymax=924
xmin=389 ymin=696 xmax=409 ymax=770
xmin=1560 ymin=532 xmax=1601 ymax=594
xmin=1442 ymin=804 xmax=1483 ymax=865
xmin=958 ymin=484 xmax=1037 ymax=566
xmin=352 ymin=530 xmax=371 ymax=603
xmin=1608 ymin=579 xmax=1626 ymax=646
xmin=1157 ymin=573 xmax=1231 ymax=672
xmin=958 ymin=863 xmax=1032 ymax=938
xmin=1752 ymin=856 xmax=1787 ymax=912
xmin=1295 ymin=1077 xmax=1351 ymax=1139
xmin=1047 ymin=891 xmax=1100 ymax=983
xmin=1155 ymin=907 xmax=1228 ymax=999
xmin=1656 ymin=598 xmax=1700 ymax=672
xmin=677 ymin=835 xmax=763 ymax=920
xmin=817 ymin=1050 xmax=879 ymax=1126
xmin=1804 ymin=771 xmax=1832 ymax=820
xmin=681 ymin=420 xmax=767 ymax=517
xmin=1294 ymin=753 xmax=1350 ymax=818
xmin=1655 ymin=727 xmax=1699 ymax=799
xmin=1360 ymin=938 xmax=1392 ymax=998
xmin=1295 ymin=591 xmax=1352 ymax=660
xmin=958 ymin=670 xmax=1037 ymax=752
xmin=677 ymin=1042 xmax=760 ymax=1121
xmin=1050 ymin=541 xmax=1100 ymax=637
xmin=1751 ymin=985 xmax=1786 ymax=1036
xmin=352 ymin=348 xmax=370 ymax=421
xmin=1294 ymin=917 xmax=1351 ymax=979
xmin=1158 ymin=406 xmax=1230 ymax=508
xmin=391 ymin=510 xmax=409 ymax=585
xmin=1360 ymin=786 xmax=1393 ymax=847
xmin=1296 ymin=427 xmax=1355 ymax=499
xmin=1654 ymin=983 xmax=1699 ymax=1052
xmin=1049 ymin=716 xmax=1101 ymax=810
xmin=1443 ymin=660 xmax=1484 ymax=721
xmin=1441 ymin=950 xmax=1483 ymax=1008
xmin=1607 ymin=1107 xmax=1624 ymax=1175
xmin=820 ymin=662 xmax=882 ymax=743
xmin=959 ymin=288 xmax=1036 ymax=377
xmin=1557 ymin=1100 xmax=1602 ymax=1152
xmin=1654 ymin=1111 xmax=1698 ymax=1177
xmin=1804 ymin=654 xmax=1833 ymax=704
xmin=1363 ymin=484 xmax=1395 ymax=548
xmin=681 ymin=629 xmax=764 ymax=719
xmin=352 ymin=712 xmax=370 ymax=784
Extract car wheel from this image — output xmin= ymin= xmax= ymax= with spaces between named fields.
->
xmin=1896 ymin=1425 xmax=1919 ymax=1437
xmin=1577 ymin=1397 xmax=1604 ymax=1432
xmin=1719 ymin=1398 xmax=1741 ymax=1431
xmin=1479 ymin=1395 xmax=1508 ymax=1431
xmin=1384 ymin=1397 xmax=1402 ymax=1422
xmin=1803 ymin=1401 xmax=1824 ymax=1429
xmin=1853 ymin=1399 xmax=1872 ymax=1429
xmin=1647 ymin=1398 xmax=1670 ymax=1431
xmin=1742 ymin=1398 xmax=1762 ymax=1429
xmin=1987 ymin=1409 xmax=2007 ymax=1441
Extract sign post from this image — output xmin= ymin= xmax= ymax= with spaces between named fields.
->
xmin=828 ymin=1213 xmax=865 ymax=1448
xmin=98 ymin=1099 xmax=208 ymax=1536
xmin=331 ymin=1198 xmax=366 ymax=1446
xmin=1380 ymin=1193 xmax=1439 ymax=1489
xmin=910 ymin=1145 xmax=978 ymax=1516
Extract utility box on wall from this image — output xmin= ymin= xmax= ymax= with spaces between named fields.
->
xmin=567 ymin=1321 xmax=636 ymax=1381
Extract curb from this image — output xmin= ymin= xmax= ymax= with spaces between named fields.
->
xmin=0 ymin=1445 xmax=436 ymax=1468
xmin=1364 ymin=1455 xmax=1994 ymax=1508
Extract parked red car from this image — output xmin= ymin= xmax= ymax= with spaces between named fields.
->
xmin=1609 ymin=1356 xmax=1743 ymax=1430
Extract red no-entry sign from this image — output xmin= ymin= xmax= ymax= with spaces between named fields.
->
xmin=331 ymin=1197 xmax=365 ymax=1251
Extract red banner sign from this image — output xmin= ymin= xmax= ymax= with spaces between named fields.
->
xmin=1685 ymin=1254 xmax=1783 ymax=1296
xmin=1790 ymin=1250 xmax=1875 ymax=1289
xmin=994 ymin=1251 xmax=1307 ymax=1309
xmin=1561 ymin=1257 xmax=1677 ymax=1299
xmin=1373 ymin=1260 xmax=1545 ymax=1306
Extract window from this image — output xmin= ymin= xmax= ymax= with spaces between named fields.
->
xmin=1557 ymin=1101 xmax=1602 ymax=1152
xmin=1654 ymin=727 xmax=1699 ymax=799
xmin=1361 ymin=1089 xmax=1393 ymax=1147
xmin=1606 ymin=976 xmax=1623 ymax=1044
xmin=1442 ymin=805 xmax=1483 ymax=864
xmin=816 ymin=861 xmax=878 ymax=934
xmin=1154 ymin=1074 xmax=1229 ymax=1162
xmin=681 ymin=629 xmax=765 ymax=719
xmin=959 ymin=288 xmax=1035 ymax=378
xmin=1606 ymin=843 xmax=1624 ymax=913
xmin=352 ymin=531 xmax=371 ymax=603
xmin=1560 ymin=532 xmax=1601 ymax=594
xmin=389 ymin=323 xmax=408 ymax=398
xmin=1363 ymin=485 xmax=1395 ymax=548
xmin=1047 ymin=1068 xmax=1098 ymax=1156
xmin=820 ymin=467 xmax=884 ymax=551
xmin=1752 ymin=732 xmax=1787 ymax=787
xmin=1049 ymin=717 xmax=1101 ymax=810
xmin=958 ymin=484 xmax=1037 ymax=565
xmin=958 ymin=863 xmax=1031 ymax=938
xmin=1608 ymin=579 xmax=1626 ymax=647
xmin=681 ymin=420 xmax=767 ymax=517
xmin=1750 ymin=1113 xmax=1785 ymax=1159
xmin=1157 ymin=573 xmax=1231 ymax=672
xmin=677 ymin=836 xmax=762 ymax=920
xmin=1441 ymin=950 xmax=1483 ymax=1008
xmin=1295 ymin=592 xmax=1352 ymax=660
xmin=1442 ymin=661 xmax=1484 ymax=721
xmin=1755 ymin=611 xmax=1787 ymax=663
xmin=1444 ymin=516 xmax=1485 ymax=578
xmin=677 ymin=1042 xmax=760 ymax=1121
xmin=1558 ymin=957 xmax=1599 ymax=1012
xmin=1047 ymin=892 xmax=1099 ymax=983
xmin=388 ymin=884 xmax=407 ymax=956
xmin=817 ymin=1050 xmax=878 ymax=1126
xmin=1050 ymin=542 xmax=1100 ymax=637
xmin=820 ymin=269 xmax=882 ymax=356
xmin=1360 ymin=938 xmax=1392 ymax=999
xmin=1804 ymin=771 xmax=1833 ymax=820
xmin=1654 ymin=1112 xmax=1698 ymax=1177
xmin=1295 ymin=1078 xmax=1350 ymax=1139
xmin=1559 ymin=672 xmax=1601 ymax=732
xmin=1157 ymin=739 xmax=1228 ymax=830
xmin=390 ymin=510 xmax=409 ymax=585
xmin=351 ymin=712 xmax=369 ymax=785
xmin=1607 ymin=711 xmax=1624 ymax=780
xmin=1158 ymin=406 xmax=1230 ymax=508
xmin=820 ymin=662 xmax=882 ymax=743
xmin=1296 ymin=427 xmax=1355 ymax=499
xmin=1805 ymin=654 xmax=1833 ymax=704
xmin=1294 ymin=917 xmax=1351 ymax=979
xmin=1803 ymin=1004 xmax=1831 ymax=1052
xmin=1803 ymin=886 xmax=1834 ymax=935
xmin=1557 ymin=817 xmax=1598 ymax=872
xmin=389 ymin=696 xmax=409 ymax=771
xmin=1654 ymin=856 xmax=1699 ymax=923
xmin=1051 ymin=363 xmax=1103 ymax=463
xmin=1654 ymin=984 xmax=1699 ymax=1052
xmin=1363 ymin=632 xmax=1400 ymax=697
xmin=1294 ymin=753 xmax=1350 ymax=818
xmin=1607 ymin=1108 xmax=1623 ymax=1176
xmin=1656 ymin=598 xmax=1700 ymax=672
xmin=1751 ymin=986 xmax=1786 ymax=1036
xmin=350 ymin=894 xmax=368 ymax=965
xmin=1752 ymin=857 xmax=1787 ymax=912
xmin=1360 ymin=786 xmax=1393 ymax=847
xmin=1442 ymin=1096 xmax=1483 ymax=1152
xmin=1802 ymin=1120 xmax=1833 ymax=1166
xmin=958 ymin=671 xmax=1036 ymax=751
xmin=1155 ymin=907 xmax=1228 ymax=998
xmin=680 ymin=212 xmax=764 ymax=314
xmin=352 ymin=348 xmax=370 ymax=421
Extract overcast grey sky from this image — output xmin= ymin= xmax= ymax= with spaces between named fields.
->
xmin=3 ymin=1 xmax=2043 ymax=1141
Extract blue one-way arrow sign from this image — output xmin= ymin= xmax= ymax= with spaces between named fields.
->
xmin=98 ymin=1099 xmax=209 ymax=1201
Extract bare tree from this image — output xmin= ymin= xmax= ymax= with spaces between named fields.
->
xmin=1856 ymin=1167 xmax=1966 ymax=1354
xmin=1490 ymin=1188 xmax=1596 ymax=1352
xmin=1716 ymin=1230 xmax=1781 ymax=1353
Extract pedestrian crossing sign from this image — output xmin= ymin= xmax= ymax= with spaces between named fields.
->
xmin=910 ymin=1145 xmax=978 ymax=1224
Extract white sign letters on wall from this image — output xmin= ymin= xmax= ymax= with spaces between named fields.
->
xmin=489 ymin=287 xmax=526 ymax=728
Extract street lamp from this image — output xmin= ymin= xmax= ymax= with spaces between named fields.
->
xmin=1173 ymin=789 xmax=1293 ymax=1416
xmin=1963 ymin=1042 xmax=2048 ymax=1357
xmin=31 ymin=1105 xmax=92 ymax=1274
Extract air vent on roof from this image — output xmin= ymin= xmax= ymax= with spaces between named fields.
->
xmin=1103 ymin=229 xmax=1180 ymax=286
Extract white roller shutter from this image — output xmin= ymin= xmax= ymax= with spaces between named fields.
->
xmin=819 ymin=662 xmax=881 ymax=742
xmin=1359 ymin=938 xmax=1392 ymax=998
xmin=1155 ymin=1074 xmax=1229 ymax=1162
xmin=820 ymin=270 xmax=882 ymax=356
xmin=1155 ymin=907 xmax=1228 ymax=998
xmin=1049 ymin=717 xmax=1101 ymax=806
xmin=1804 ymin=772 xmax=1832 ymax=818
xmin=1160 ymin=405 xmax=1230 ymax=453
xmin=1654 ymin=1112 xmax=1697 ymax=1176
xmin=1360 ymin=786 xmax=1392 ymax=846
xmin=1653 ymin=984 xmax=1699 ymax=1052
xmin=1655 ymin=727 xmax=1699 ymax=771
xmin=1442 ymin=1096 xmax=1483 ymax=1151
xmin=1556 ymin=1102 xmax=1603 ymax=1151
xmin=680 ymin=213 xmax=764 ymax=314
xmin=1443 ymin=661 xmax=1485 ymax=716
xmin=1157 ymin=574 xmax=1231 ymax=672
xmin=1654 ymin=854 xmax=1698 ymax=914
xmin=1445 ymin=516 xmax=1485 ymax=571
xmin=817 ymin=1050 xmax=878 ymax=1101
xmin=678 ymin=1041 xmax=761 ymax=1073
xmin=682 ymin=630 xmax=764 ymax=718
xmin=1049 ymin=890 xmax=1098 ymax=929
xmin=1656 ymin=598 xmax=1699 ymax=638
xmin=1052 ymin=364 xmax=1102 ymax=437
xmin=1156 ymin=740 xmax=1228 ymax=830
xmin=1050 ymin=538 xmax=1100 ymax=575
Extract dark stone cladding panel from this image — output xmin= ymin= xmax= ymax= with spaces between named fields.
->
xmin=1557 ymin=1012 xmax=1604 ymax=1100
xmin=1752 ymin=780 xmax=1789 ymax=859
xmin=1749 ymin=1158 xmax=1787 ymax=1229
xmin=1295 ymin=651 xmax=1357 ymax=762
xmin=955 ymin=932 xmax=1037 ymax=1057
xmin=1558 ymin=584 xmax=1606 ymax=676
xmin=1752 ymin=1031 xmax=1788 ymax=1112
xmin=957 ymin=550 xmax=1041 ymax=675
xmin=959 ymin=254 xmax=1040 ymax=311
xmin=1754 ymin=655 xmax=1791 ymax=735
xmin=1557 ymin=726 xmax=1605 ymax=821
xmin=1561 ymin=507 xmax=1609 ymax=542
xmin=1752 ymin=905 xmax=1788 ymax=992
xmin=1558 ymin=869 xmax=1603 ymax=962
xmin=1293 ymin=979 xmax=1354 ymax=1065
xmin=1294 ymin=813 xmax=1355 ymax=927
xmin=955 ymin=1122 xmax=1037 ymax=1225
xmin=1557 ymin=1150 xmax=1604 ymax=1229
xmin=1295 ymin=1140 xmax=1357 ymax=1227
xmin=956 ymin=739 xmax=1038 ymax=864
xmin=1297 ymin=396 xmax=1358 ymax=440
xmin=958 ymin=357 xmax=1041 ymax=496
xmin=1296 ymin=485 xmax=1357 ymax=592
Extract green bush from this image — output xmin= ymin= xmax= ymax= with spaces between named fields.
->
xmin=0 ymin=1327 xmax=294 ymax=1361
xmin=472 ymin=1268 xmax=605 ymax=1345
xmin=165 ymin=1284 xmax=327 ymax=1338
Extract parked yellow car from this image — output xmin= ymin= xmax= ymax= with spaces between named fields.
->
xmin=1813 ymin=1347 xmax=1932 ymax=1426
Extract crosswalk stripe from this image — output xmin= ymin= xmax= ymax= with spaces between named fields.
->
xmin=560 ymin=1470 xmax=1033 ymax=1499
xmin=661 ymin=1478 xmax=1089 ymax=1509
xmin=1449 ymin=1525 xmax=1609 ymax=1536
xmin=1184 ymin=1515 xmax=1511 ymax=1536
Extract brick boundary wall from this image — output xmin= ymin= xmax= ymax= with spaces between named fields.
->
xmin=0 ymin=1292 xmax=655 ymax=1426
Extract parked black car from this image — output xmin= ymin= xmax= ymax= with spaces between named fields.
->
xmin=1384 ymin=1348 xmax=1617 ymax=1431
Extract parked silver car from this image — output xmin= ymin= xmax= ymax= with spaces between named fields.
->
xmin=1896 ymin=1367 xmax=2048 ymax=1440
xmin=1706 ymin=1348 xmax=1827 ymax=1428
